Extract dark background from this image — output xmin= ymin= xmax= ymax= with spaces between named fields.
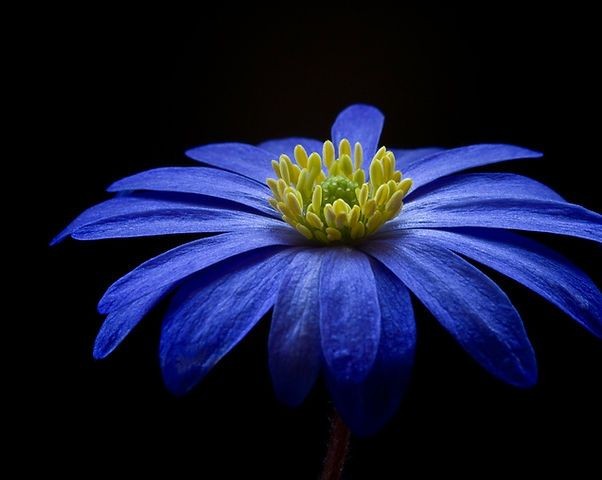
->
xmin=40 ymin=5 xmax=601 ymax=477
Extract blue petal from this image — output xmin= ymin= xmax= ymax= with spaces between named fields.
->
xmin=327 ymin=260 xmax=415 ymax=436
xmin=406 ymin=144 xmax=542 ymax=191
xmin=391 ymin=147 xmax=444 ymax=171
xmin=72 ymin=206 xmax=285 ymax=240
xmin=98 ymin=229 xmax=302 ymax=314
xmin=319 ymin=247 xmax=381 ymax=384
xmin=185 ymin=143 xmax=275 ymax=184
xmin=384 ymin=176 xmax=602 ymax=243
xmin=363 ymin=236 xmax=537 ymax=387
xmin=93 ymin=286 xmax=172 ymax=359
xmin=401 ymin=228 xmax=602 ymax=338
xmin=160 ymin=248 xmax=297 ymax=395
xmin=51 ymin=193 xmax=239 ymax=245
xmin=407 ymin=173 xmax=564 ymax=202
xmin=269 ymin=249 xmax=325 ymax=406
xmin=108 ymin=167 xmax=277 ymax=217
xmin=331 ymin=104 xmax=384 ymax=160
xmin=258 ymin=137 xmax=324 ymax=158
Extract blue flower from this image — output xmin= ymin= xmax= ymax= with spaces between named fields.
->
xmin=53 ymin=104 xmax=601 ymax=436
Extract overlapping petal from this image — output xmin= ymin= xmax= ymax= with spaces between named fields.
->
xmin=327 ymin=261 xmax=415 ymax=436
xmin=406 ymin=173 xmax=564 ymax=202
xmin=406 ymin=144 xmax=542 ymax=191
xmin=385 ymin=175 xmax=602 ymax=242
xmin=51 ymin=193 xmax=244 ymax=245
xmin=72 ymin=205 xmax=284 ymax=240
xmin=331 ymin=104 xmax=384 ymax=160
xmin=363 ymin=235 xmax=538 ymax=387
xmin=93 ymin=286 xmax=172 ymax=359
xmin=319 ymin=248 xmax=381 ymax=384
xmin=98 ymin=229 xmax=301 ymax=314
xmin=108 ymin=167 xmax=277 ymax=216
xmin=269 ymin=249 xmax=324 ymax=406
xmin=186 ymin=143 xmax=275 ymax=184
xmin=160 ymin=248 xmax=297 ymax=395
xmin=399 ymin=228 xmax=602 ymax=337
xmin=391 ymin=147 xmax=444 ymax=170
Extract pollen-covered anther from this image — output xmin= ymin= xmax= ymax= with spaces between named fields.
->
xmin=266 ymin=139 xmax=412 ymax=244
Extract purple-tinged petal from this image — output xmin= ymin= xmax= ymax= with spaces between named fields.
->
xmin=160 ymin=248 xmax=297 ymax=395
xmin=363 ymin=236 xmax=537 ymax=387
xmin=319 ymin=247 xmax=381 ymax=384
xmin=185 ymin=143 xmax=275 ymax=184
xmin=98 ymin=229 xmax=303 ymax=314
xmin=383 ymin=174 xmax=602 ymax=243
xmin=327 ymin=260 xmax=415 ymax=436
xmin=269 ymin=249 xmax=325 ymax=406
xmin=399 ymin=228 xmax=602 ymax=338
xmin=406 ymin=173 xmax=564 ymax=202
xmin=51 ymin=193 xmax=238 ymax=245
xmin=258 ymin=137 xmax=324 ymax=158
xmin=72 ymin=207 xmax=285 ymax=240
xmin=108 ymin=167 xmax=276 ymax=217
xmin=389 ymin=198 xmax=602 ymax=243
xmin=406 ymin=144 xmax=542 ymax=191
xmin=331 ymin=104 xmax=384 ymax=160
xmin=93 ymin=286 xmax=172 ymax=359
xmin=391 ymin=147 xmax=444 ymax=171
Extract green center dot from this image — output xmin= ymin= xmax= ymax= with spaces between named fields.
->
xmin=320 ymin=175 xmax=358 ymax=207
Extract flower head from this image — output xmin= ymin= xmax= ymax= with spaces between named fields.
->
xmin=53 ymin=104 xmax=602 ymax=436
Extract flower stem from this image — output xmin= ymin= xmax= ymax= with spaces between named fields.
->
xmin=320 ymin=410 xmax=351 ymax=480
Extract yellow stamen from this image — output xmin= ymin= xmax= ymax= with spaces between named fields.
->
xmin=350 ymin=221 xmax=365 ymax=240
xmin=311 ymin=185 xmax=322 ymax=214
xmin=335 ymin=212 xmax=347 ymax=229
xmin=398 ymin=178 xmax=413 ymax=196
xmin=279 ymin=156 xmax=291 ymax=184
xmin=326 ymin=227 xmax=342 ymax=241
xmin=323 ymin=141 xmax=335 ymax=169
xmin=286 ymin=192 xmax=302 ymax=218
xmin=276 ymin=179 xmax=287 ymax=199
xmin=374 ymin=183 xmax=390 ymax=206
xmin=266 ymin=138 xmax=412 ymax=244
xmin=348 ymin=205 xmax=361 ymax=228
xmin=340 ymin=154 xmax=353 ymax=178
xmin=354 ymin=142 xmax=363 ymax=170
xmin=289 ymin=163 xmax=301 ymax=185
xmin=373 ymin=146 xmax=386 ymax=160
xmin=267 ymin=178 xmax=279 ymax=198
xmin=332 ymin=198 xmax=350 ymax=215
xmin=296 ymin=223 xmax=313 ymax=239
xmin=324 ymin=204 xmax=337 ymax=227
xmin=352 ymin=168 xmax=365 ymax=185
xmin=357 ymin=184 xmax=369 ymax=208
xmin=370 ymin=160 xmax=384 ymax=190
xmin=314 ymin=230 xmax=329 ymax=243
xmin=366 ymin=210 xmax=384 ymax=234
xmin=271 ymin=160 xmax=281 ymax=179
xmin=296 ymin=169 xmax=309 ymax=197
xmin=338 ymin=138 xmax=351 ymax=158
xmin=385 ymin=190 xmax=404 ymax=214
xmin=293 ymin=145 xmax=309 ymax=168
xmin=363 ymin=198 xmax=376 ymax=218
xmin=306 ymin=211 xmax=324 ymax=229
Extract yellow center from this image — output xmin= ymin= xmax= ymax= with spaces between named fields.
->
xmin=266 ymin=139 xmax=412 ymax=244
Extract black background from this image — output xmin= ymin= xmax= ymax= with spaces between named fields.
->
xmin=41 ymin=5 xmax=601 ymax=478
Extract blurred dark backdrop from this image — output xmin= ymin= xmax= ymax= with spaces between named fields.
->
xmin=41 ymin=5 xmax=600 ymax=478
